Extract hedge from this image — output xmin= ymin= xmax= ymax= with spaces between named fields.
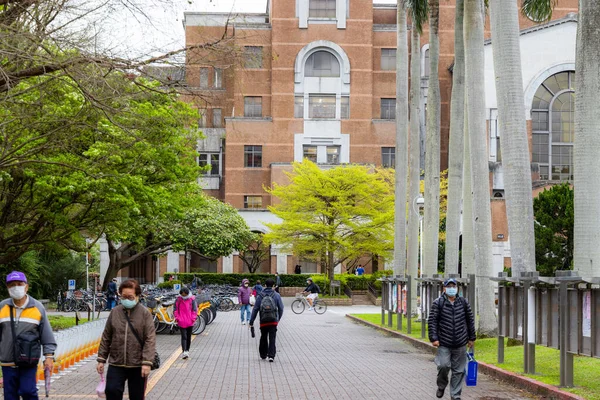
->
xmin=163 ymin=273 xmax=324 ymax=288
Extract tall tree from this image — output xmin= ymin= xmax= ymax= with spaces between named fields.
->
xmin=265 ymin=161 xmax=395 ymax=283
xmin=422 ymin=0 xmax=441 ymax=277
xmin=461 ymin=107 xmax=476 ymax=278
xmin=489 ymin=0 xmax=536 ymax=276
xmin=464 ymin=0 xmax=496 ymax=335
xmin=574 ymin=0 xmax=600 ymax=278
xmin=444 ymin=0 xmax=465 ymax=275
xmin=393 ymin=1 xmax=409 ymax=277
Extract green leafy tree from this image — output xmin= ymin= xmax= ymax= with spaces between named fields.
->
xmin=264 ymin=161 xmax=395 ymax=283
xmin=533 ymin=183 xmax=574 ymax=276
xmin=238 ymin=232 xmax=271 ymax=274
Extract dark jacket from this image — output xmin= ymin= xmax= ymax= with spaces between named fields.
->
xmin=427 ymin=294 xmax=476 ymax=349
xmin=107 ymin=281 xmax=117 ymax=299
xmin=238 ymin=281 xmax=252 ymax=305
xmin=249 ymin=288 xmax=284 ymax=328
xmin=275 ymin=275 xmax=282 ymax=287
xmin=304 ymin=282 xmax=320 ymax=294
xmin=97 ymin=304 xmax=156 ymax=367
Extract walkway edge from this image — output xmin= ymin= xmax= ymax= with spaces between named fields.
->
xmin=345 ymin=314 xmax=585 ymax=400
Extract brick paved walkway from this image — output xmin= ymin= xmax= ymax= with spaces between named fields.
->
xmin=6 ymin=301 xmax=534 ymax=399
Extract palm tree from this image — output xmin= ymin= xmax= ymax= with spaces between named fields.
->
xmin=461 ymin=106 xmax=475 ymax=278
xmin=393 ymin=1 xmax=409 ymax=277
xmin=422 ymin=0 xmax=441 ymax=277
xmin=464 ymin=0 xmax=496 ymax=335
xmin=574 ymin=0 xmax=600 ymax=278
xmin=443 ymin=0 xmax=465 ymax=275
xmin=489 ymin=1 xmax=536 ymax=277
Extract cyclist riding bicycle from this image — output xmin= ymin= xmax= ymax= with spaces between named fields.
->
xmin=302 ymin=278 xmax=320 ymax=311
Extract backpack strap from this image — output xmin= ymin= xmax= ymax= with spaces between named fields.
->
xmin=9 ymin=305 xmax=18 ymax=364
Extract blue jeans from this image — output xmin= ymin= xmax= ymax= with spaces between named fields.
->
xmin=240 ymin=304 xmax=251 ymax=322
xmin=107 ymin=298 xmax=117 ymax=310
xmin=2 ymin=366 xmax=38 ymax=400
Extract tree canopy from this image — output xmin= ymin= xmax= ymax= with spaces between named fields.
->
xmin=264 ymin=161 xmax=395 ymax=282
xmin=533 ymin=183 xmax=574 ymax=276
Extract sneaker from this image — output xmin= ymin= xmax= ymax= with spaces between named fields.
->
xmin=182 ymin=351 xmax=189 ymax=360
xmin=268 ymin=357 xmax=274 ymax=362
xmin=436 ymin=388 xmax=445 ymax=398
xmin=308 ymin=307 xmax=313 ymax=311
xmin=242 ymin=321 xmax=246 ymax=325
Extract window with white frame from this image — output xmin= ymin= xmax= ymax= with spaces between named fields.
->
xmin=305 ymin=51 xmax=340 ymax=77
xmin=303 ymin=145 xmax=317 ymax=163
xmin=381 ymin=49 xmax=396 ymax=71
xmin=199 ymin=153 xmax=219 ymax=175
xmin=381 ymin=98 xmax=396 ymax=120
xmin=531 ymin=71 xmax=575 ymax=181
xmin=327 ymin=146 xmax=340 ymax=164
xmin=244 ymin=145 xmax=262 ymax=168
xmin=341 ymin=96 xmax=349 ymax=119
xmin=244 ymin=196 xmax=263 ymax=209
xmin=200 ymin=68 xmax=209 ymax=88
xmin=294 ymin=96 xmax=304 ymax=118
xmin=423 ymin=48 xmax=430 ymax=78
xmin=212 ymin=108 xmax=222 ymax=127
xmin=309 ymin=95 xmax=336 ymax=119
xmin=309 ymin=0 xmax=336 ymax=18
xmin=244 ymin=46 xmax=263 ymax=69
xmin=382 ymin=147 xmax=395 ymax=168
xmin=244 ymin=97 xmax=262 ymax=118
xmin=214 ymin=68 xmax=222 ymax=89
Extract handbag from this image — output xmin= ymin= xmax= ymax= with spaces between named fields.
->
xmin=249 ymin=294 xmax=256 ymax=306
xmin=96 ymin=373 xmax=106 ymax=398
xmin=9 ymin=305 xmax=41 ymax=367
xmin=465 ymin=351 xmax=478 ymax=386
xmin=123 ymin=309 xmax=160 ymax=370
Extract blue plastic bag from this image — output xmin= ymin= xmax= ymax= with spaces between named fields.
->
xmin=465 ymin=351 xmax=478 ymax=386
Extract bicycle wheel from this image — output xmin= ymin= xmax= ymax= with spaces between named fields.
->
xmin=153 ymin=314 xmax=160 ymax=331
xmin=192 ymin=314 xmax=207 ymax=335
xmin=156 ymin=321 xmax=169 ymax=334
xmin=291 ymin=299 xmax=305 ymax=314
xmin=65 ymin=298 xmax=76 ymax=312
xmin=314 ymin=299 xmax=327 ymax=314
xmin=221 ymin=298 xmax=234 ymax=312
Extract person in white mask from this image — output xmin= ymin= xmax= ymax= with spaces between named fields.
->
xmin=427 ymin=278 xmax=476 ymax=400
xmin=0 ymin=270 xmax=57 ymax=400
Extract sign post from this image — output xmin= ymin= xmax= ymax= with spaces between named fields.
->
xmin=174 ymin=283 xmax=181 ymax=292
xmin=68 ymin=280 xmax=76 ymax=291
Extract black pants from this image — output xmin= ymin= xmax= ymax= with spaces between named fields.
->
xmin=181 ymin=326 xmax=193 ymax=352
xmin=105 ymin=365 xmax=146 ymax=400
xmin=259 ymin=325 xmax=277 ymax=359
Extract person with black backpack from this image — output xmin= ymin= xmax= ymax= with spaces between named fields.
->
xmin=249 ymin=278 xmax=284 ymax=362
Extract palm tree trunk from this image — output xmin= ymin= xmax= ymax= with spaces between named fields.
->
xmin=461 ymin=105 xmax=475 ymax=278
xmin=423 ymin=0 xmax=441 ymax=277
xmin=444 ymin=0 xmax=465 ymax=275
xmin=464 ymin=0 xmax=496 ymax=336
xmin=574 ymin=0 xmax=600 ymax=278
xmin=393 ymin=2 xmax=409 ymax=277
xmin=489 ymin=0 xmax=536 ymax=276
xmin=408 ymin=27 xmax=421 ymax=313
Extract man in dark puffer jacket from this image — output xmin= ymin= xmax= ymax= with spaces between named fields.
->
xmin=428 ymin=278 xmax=476 ymax=400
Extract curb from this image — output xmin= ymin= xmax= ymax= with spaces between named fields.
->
xmin=345 ymin=314 xmax=585 ymax=400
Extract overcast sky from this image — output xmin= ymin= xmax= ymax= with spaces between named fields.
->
xmin=102 ymin=0 xmax=392 ymax=59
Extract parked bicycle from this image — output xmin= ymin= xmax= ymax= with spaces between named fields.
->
xmin=291 ymin=293 xmax=327 ymax=314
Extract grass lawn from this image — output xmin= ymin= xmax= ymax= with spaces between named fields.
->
xmin=48 ymin=315 xmax=88 ymax=331
xmin=350 ymin=313 xmax=600 ymax=400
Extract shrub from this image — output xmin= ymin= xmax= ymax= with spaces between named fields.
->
xmin=163 ymin=273 xmax=324 ymax=288
xmin=157 ymin=280 xmax=181 ymax=289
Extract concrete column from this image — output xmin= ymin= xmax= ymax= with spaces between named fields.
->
xmin=222 ymin=254 xmax=234 ymax=273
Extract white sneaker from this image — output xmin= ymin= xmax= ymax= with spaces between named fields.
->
xmin=308 ymin=307 xmax=313 ymax=311
xmin=182 ymin=351 xmax=189 ymax=359
xmin=242 ymin=321 xmax=246 ymax=325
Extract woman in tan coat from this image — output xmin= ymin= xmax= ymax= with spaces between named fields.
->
xmin=97 ymin=279 xmax=156 ymax=400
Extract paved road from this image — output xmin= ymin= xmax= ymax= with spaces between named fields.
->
xmin=19 ymin=301 xmax=533 ymax=399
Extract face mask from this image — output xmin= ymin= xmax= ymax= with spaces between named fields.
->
xmin=9 ymin=286 xmax=26 ymax=300
xmin=121 ymin=299 xmax=138 ymax=309
xmin=307 ymin=281 xmax=310 ymax=285
xmin=446 ymin=287 xmax=458 ymax=297
xmin=244 ymin=284 xmax=248 ymax=287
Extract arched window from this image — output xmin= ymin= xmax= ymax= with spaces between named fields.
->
xmin=531 ymin=71 xmax=575 ymax=181
xmin=305 ymin=51 xmax=340 ymax=77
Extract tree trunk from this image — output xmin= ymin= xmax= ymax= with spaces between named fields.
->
xmin=423 ymin=0 xmax=441 ymax=277
xmin=489 ymin=0 xmax=536 ymax=277
xmin=444 ymin=0 xmax=465 ymax=275
xmin=407 ymin=27 xmax=421 ymax=314
xmin=461 ymin=105 xmax=476 ymax=278
xmin=574 ymin=0 xmax=600 ymax=278
xmin=393 ymin=2 xmax=409 ymax=277
xmin=464 ymin=0 xmax=496 ymax=336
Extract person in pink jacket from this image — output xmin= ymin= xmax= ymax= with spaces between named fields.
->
xmin=174 ymin=287 xmax=197 ymax=359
